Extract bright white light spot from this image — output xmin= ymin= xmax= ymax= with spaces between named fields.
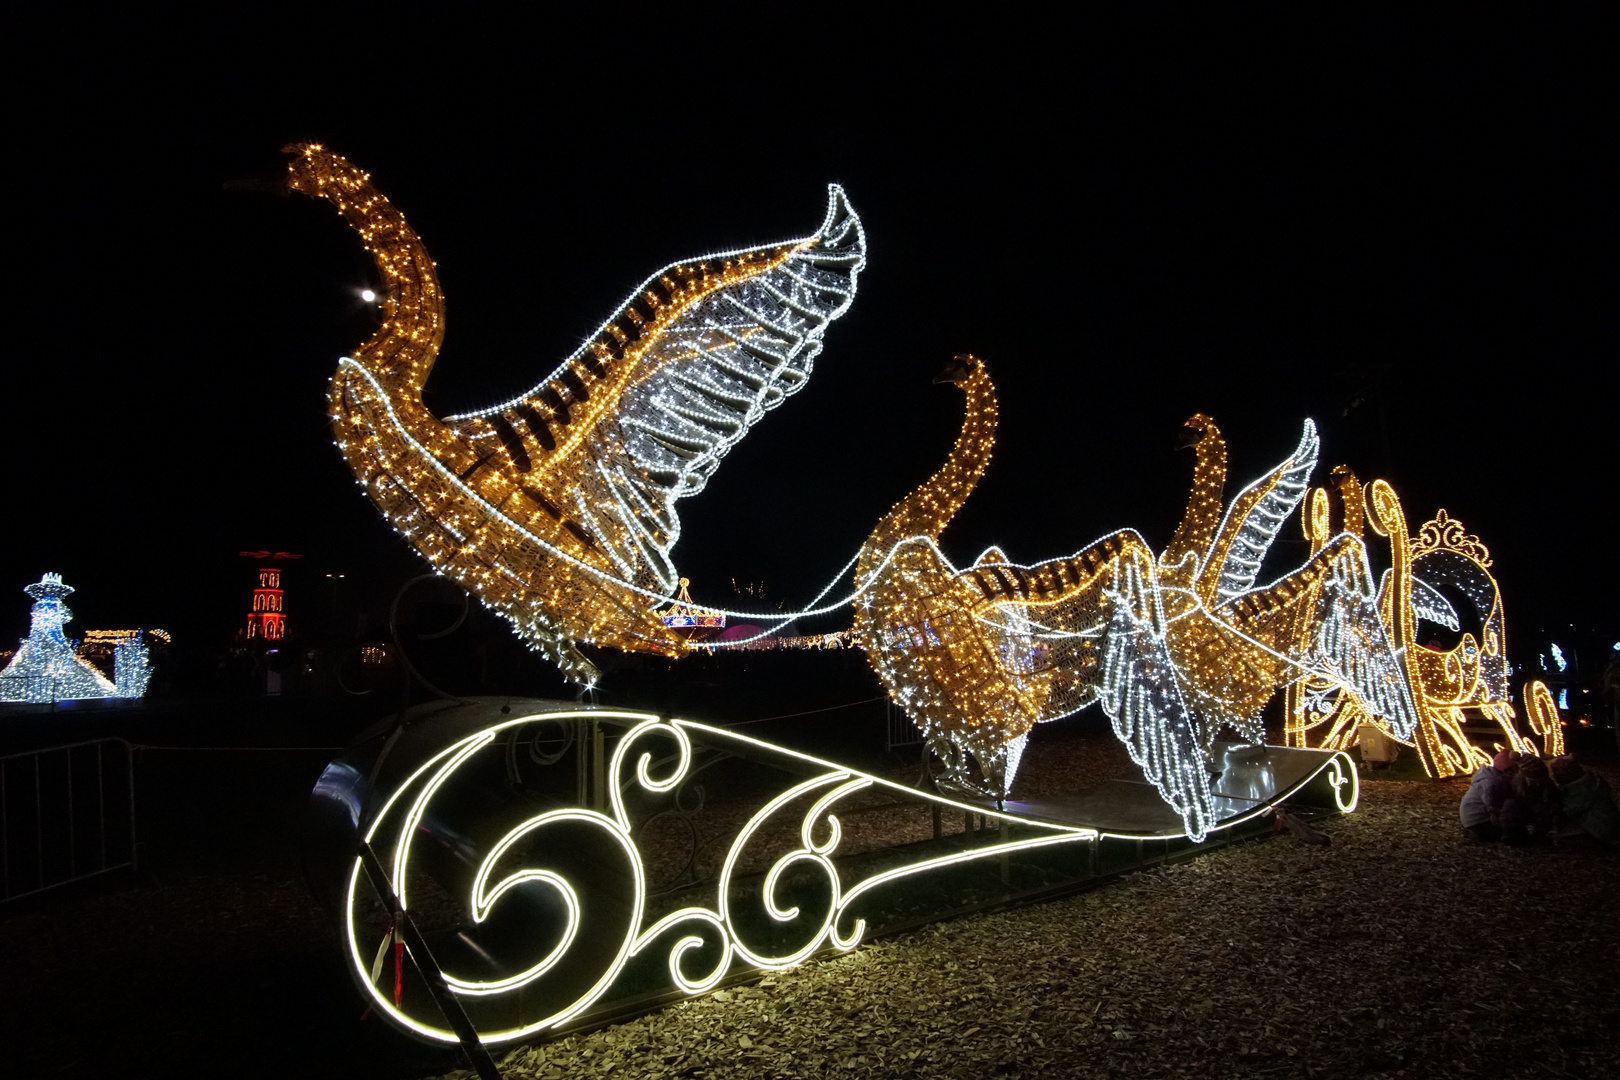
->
xmin=361 ymin=289 xmax=377 ymax=302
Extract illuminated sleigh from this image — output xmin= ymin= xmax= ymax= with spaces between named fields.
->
xmin=1285 ymin=476 xmax=1562 ymax=775
xmin=305 ymin=700 xmax=1357 ymax=1049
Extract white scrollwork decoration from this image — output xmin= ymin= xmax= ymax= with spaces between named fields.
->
xmin=1324 ymin=752 xmax=1359 ymax=813
xmin=345 ymin=712 xmax=1095 ymax=1045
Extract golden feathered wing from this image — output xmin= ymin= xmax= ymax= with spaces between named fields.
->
xmin=443 ymin=185 xmax=867 ymax=595
xmin=289 ymin=144 xmax=865 ymax=679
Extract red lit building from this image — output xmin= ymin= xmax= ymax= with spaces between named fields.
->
xmin=246 ymin=566 xmax=286 ymax=640
xmin=239 ymin=551 xmax=301 ymax=641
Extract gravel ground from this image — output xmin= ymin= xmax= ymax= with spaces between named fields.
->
xmin=3 ymin=730 xmax=1615 ymax=1080
xmin=440 ymin=773 xmax=1620 ymax=1080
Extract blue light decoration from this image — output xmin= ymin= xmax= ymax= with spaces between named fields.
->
xmin=0 ymin=573 xmax=152 ymax=702
xmin=1550 ymin=643 xmax=1567 ymax=672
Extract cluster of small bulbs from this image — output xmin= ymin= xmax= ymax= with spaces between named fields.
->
xmin=0 ymin=574 xmax=151 ymax=702
xmin=852 ymin=384 xmax=1426 ymax=839
xmin=285 ymin=146 xmax=864 ymax=682
xmin=1286 ymin=485 xmax=1560 ymax=773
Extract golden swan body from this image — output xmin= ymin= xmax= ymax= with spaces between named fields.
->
xmin=855 ymin=369 xmax=1418 ymax=838
xmin=285 ymin=145 xmax=865 ymax=681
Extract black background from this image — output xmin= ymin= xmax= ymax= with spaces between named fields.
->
xmin=3 ymin=10 xmax=1613 ymax=683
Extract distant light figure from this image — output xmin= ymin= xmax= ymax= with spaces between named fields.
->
xmin=360 ymin=289 xmax=377 ymax=303
xmin=0 ymin=573 xmax=151 ymax=702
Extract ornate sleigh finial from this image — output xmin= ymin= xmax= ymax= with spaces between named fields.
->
xmin=1411 ymin=509 xmax=1491 ymax=567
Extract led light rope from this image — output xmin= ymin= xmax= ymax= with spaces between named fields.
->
xmin=289 ymin=145 xmax=866 ymax=682
xmin=346 ymin=712 xmax=1096 ymax=1044
xmin=342 ymin=359 xmax=913 ymax=629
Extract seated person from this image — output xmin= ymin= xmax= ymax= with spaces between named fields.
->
xmin=1512 ymin=753 xmax=1558 ymax=840
xmin=1460 ymin=749 xmax=1520 ymax=842
xmin=1548 ymin=755 xmax=1619 ymax=845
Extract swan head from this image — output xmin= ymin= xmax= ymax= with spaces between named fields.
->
xmin=1178 ymin=412 xmax=1219 ymax=449
xmin=933 ymin=353 xmax=984 ymax=385
xmin=1329 ymin=464 xmax=1360 ymax=491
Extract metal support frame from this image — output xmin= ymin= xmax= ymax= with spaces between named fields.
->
xmin=885 ymin=699 xmax=924 ymax=752
xmin=356 ymin=840 xmax=500 ymax=1080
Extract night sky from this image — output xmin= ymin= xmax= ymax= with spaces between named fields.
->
xmin=4 ymin=13 xmax=1613 ymax=678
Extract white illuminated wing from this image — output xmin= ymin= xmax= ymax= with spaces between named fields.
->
xmin=1206 ymin=420 xmax=1319 ymax=604
xmin=1410 ymin=576 xmax=1461 ymax=632
xmin=449 ymin=186 xmax=865 ymax=589
xmin=611 ymin=188 xmax=865 ymax=502
xmin=1308 ymin=541 xmax=1422 ymax=740
xmin=1099 ymin=552 xmax=1221 ymax=843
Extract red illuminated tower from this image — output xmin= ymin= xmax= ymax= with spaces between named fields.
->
xmin=239 ymin=552 xmax=301 ymax=641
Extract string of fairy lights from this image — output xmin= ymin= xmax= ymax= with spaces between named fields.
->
xmin=847 ymin=371 xmax=1422 ymax=838
xmin=287 ymin=144 xmax=865 ymax=685
xmin=1285 ymin=493 xmax=1560 ymax=773
xmin=293 ymin=146 xmax=1565 ymax=840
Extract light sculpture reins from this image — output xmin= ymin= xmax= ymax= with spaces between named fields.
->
xmin=285 ymin=145 xmax=865 ymax=682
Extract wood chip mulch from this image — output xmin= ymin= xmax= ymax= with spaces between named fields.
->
xmin=437 ymin=770 xmax=1620 ymax=1080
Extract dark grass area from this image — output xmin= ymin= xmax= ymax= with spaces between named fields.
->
xmin=0 ymin=732 xmax=464 ymax=1079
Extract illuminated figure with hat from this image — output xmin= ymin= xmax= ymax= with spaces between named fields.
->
xmin=0 ymin=573 xmax=149 ymax=702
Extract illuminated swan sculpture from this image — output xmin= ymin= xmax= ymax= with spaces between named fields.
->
xmin=856 ymin=367 xmax=1417 ymax=839
xmin=1090 ymin=416 xmax=1420 ymax=839
xmin=852 ymin=355 xmax=1073 ymax=799
xmin=284 ymin=145 xmax=865 ymax=682
xmin=852 ymin=357 xmax=1164 ymax=801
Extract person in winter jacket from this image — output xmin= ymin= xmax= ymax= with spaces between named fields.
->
xmin=1459 ymin=749 xmax=1523 ymax=842
xmin=1548 ymin=754 xmax=1619 ymax=845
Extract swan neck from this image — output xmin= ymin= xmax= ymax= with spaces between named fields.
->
xmin=858 ymin=367 xmax=997 ymax=578
xmin=285 ymin=145 xmax=445 ymax=397
xmin=1163 ymin=428 xmax=1227 ymax=574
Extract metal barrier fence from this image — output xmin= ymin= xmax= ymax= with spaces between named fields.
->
xmin=885 ymin=698 xmax=925 ymax=751
xmin=1 ymin=738 xmax=137 ymax=903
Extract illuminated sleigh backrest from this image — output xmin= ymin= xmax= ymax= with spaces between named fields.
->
xmin=1287 ymin=485 xmax=1560 ymax=773
xmin=1407 ymin=512 xmax=1508 ymax=706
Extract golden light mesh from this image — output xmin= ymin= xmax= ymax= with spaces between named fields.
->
xmin=285 ymin=145 xmax=864 ymax=682
xmin=1285 ymin=481 xmax=1558 ymax=774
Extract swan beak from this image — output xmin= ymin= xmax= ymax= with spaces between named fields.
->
xmin=933 ymin=354 xmax=979 ymax=385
